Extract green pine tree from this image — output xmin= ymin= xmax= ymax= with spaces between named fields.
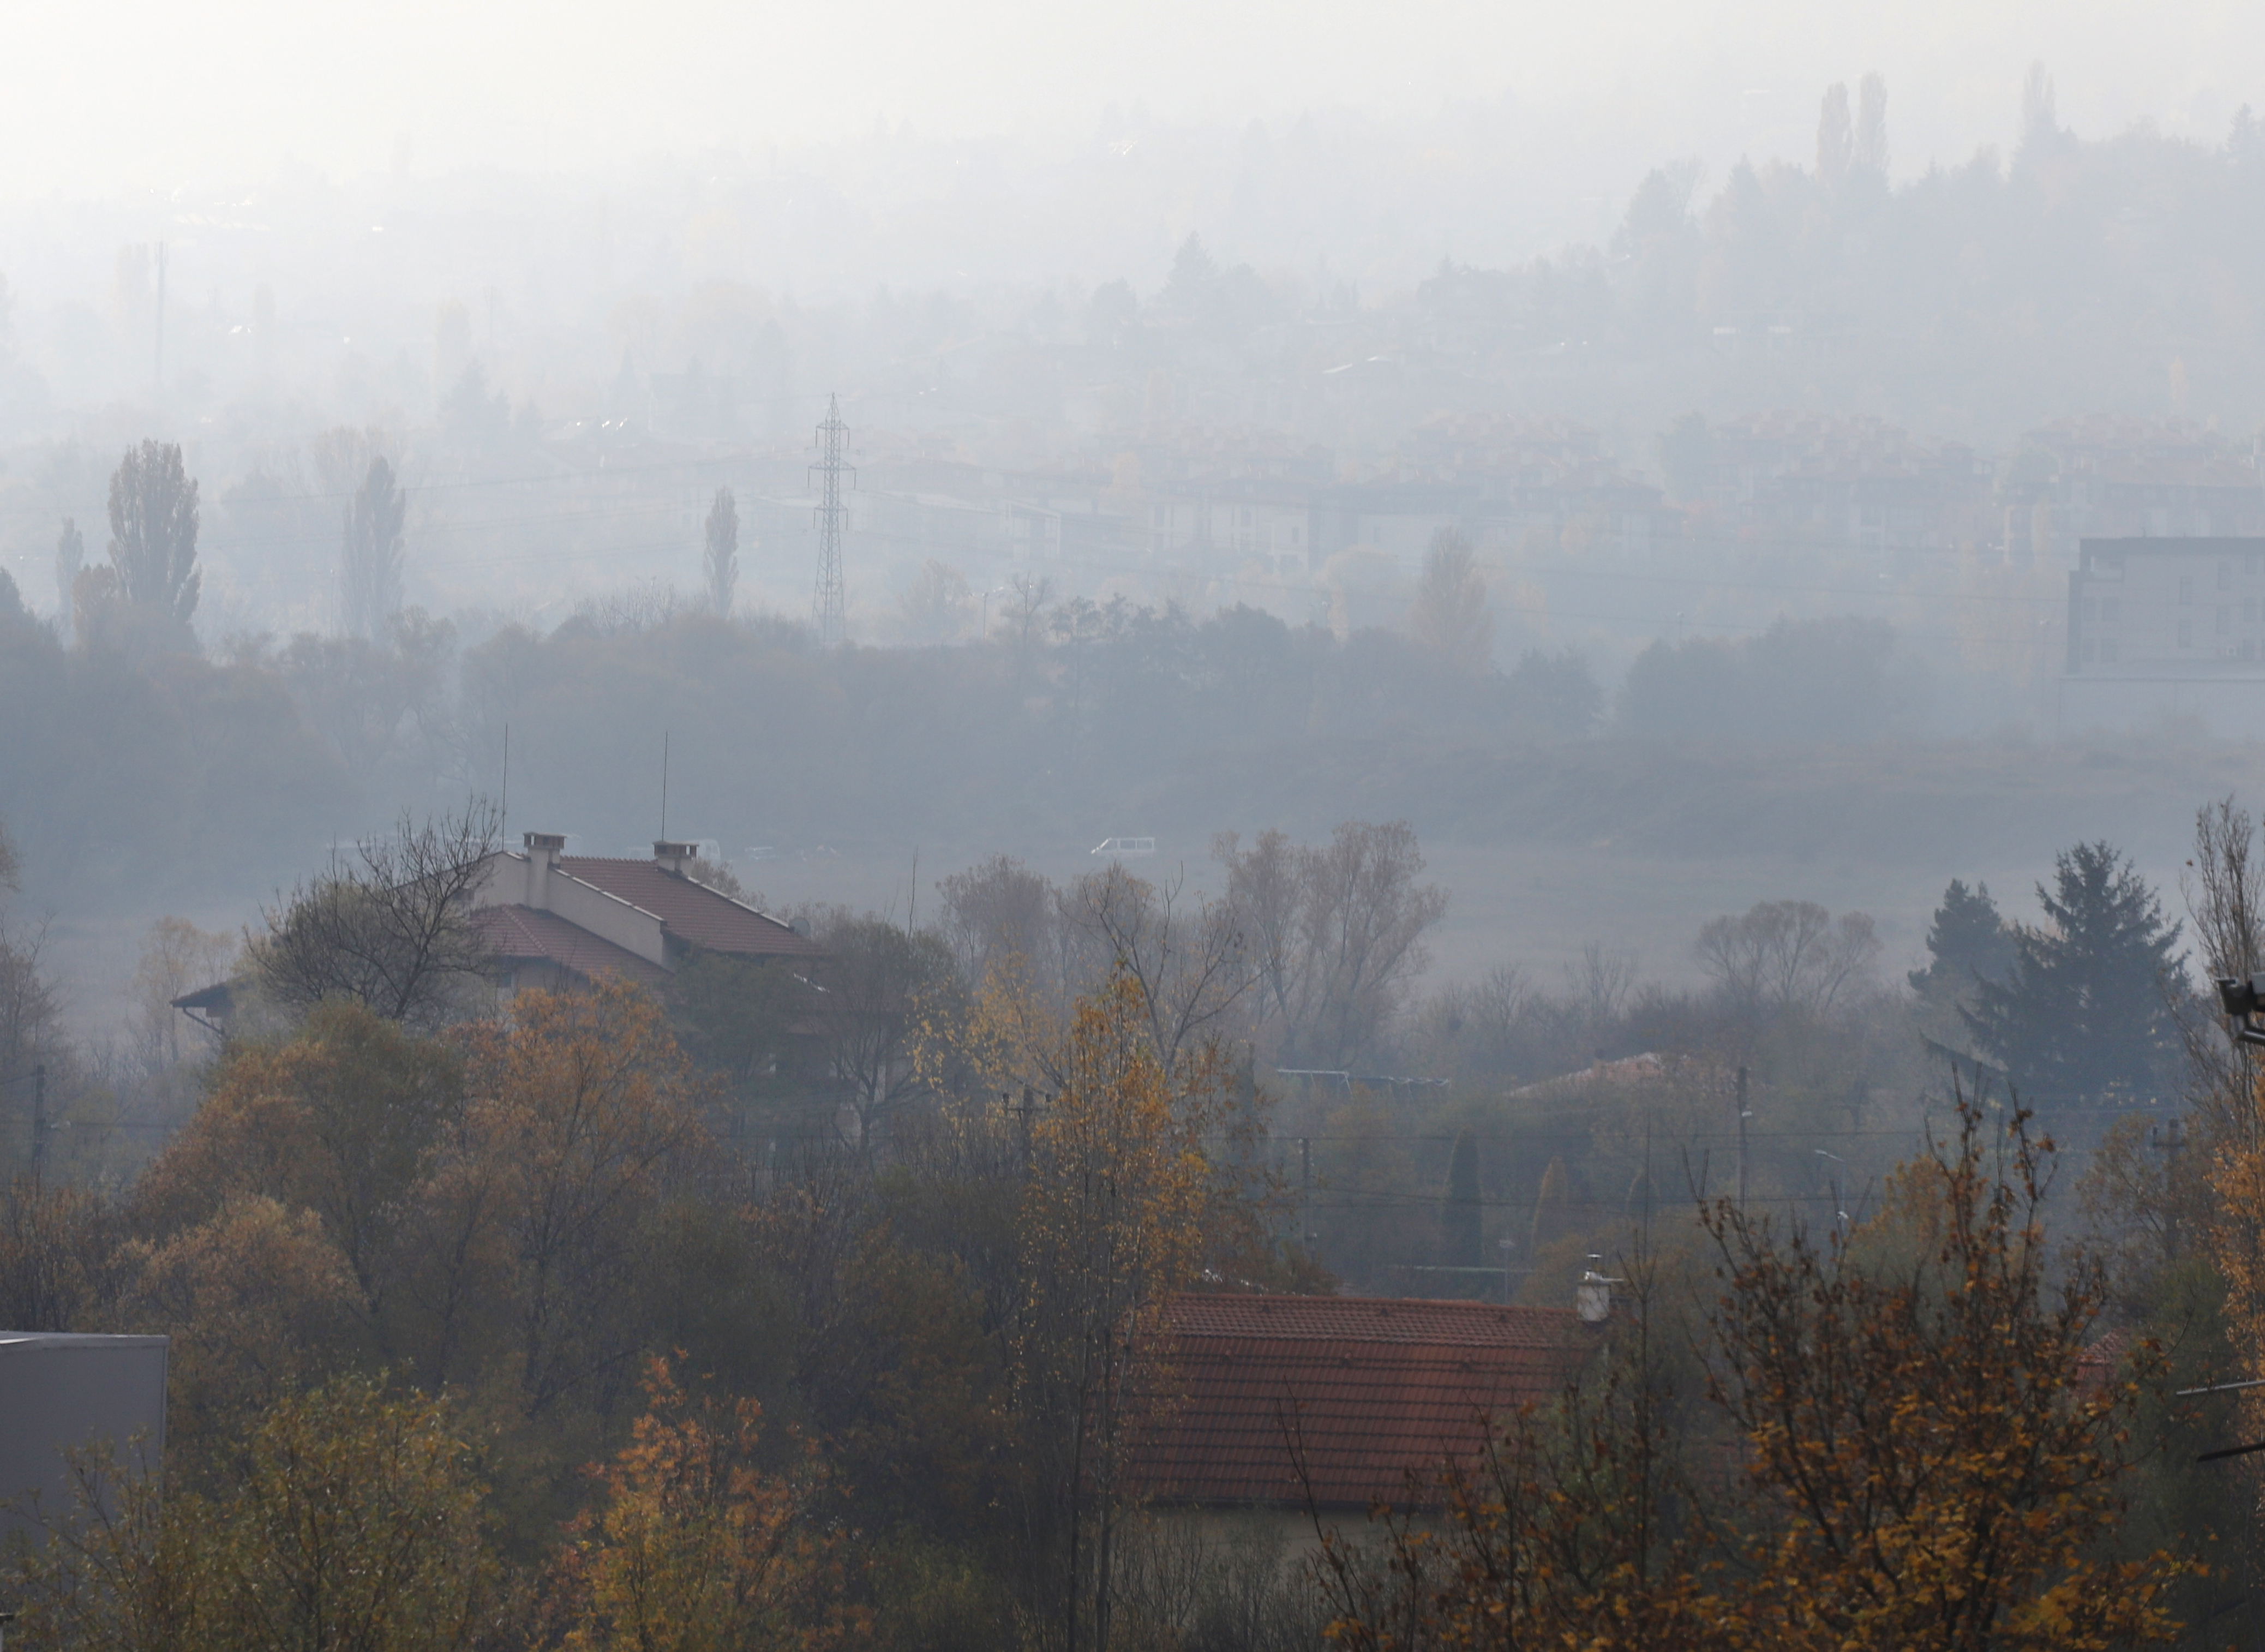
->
xmin=1963 ymin=842 xmax=2183 ymax=1108
xmin=1909 ymin=878 xmax=2016 ymax=997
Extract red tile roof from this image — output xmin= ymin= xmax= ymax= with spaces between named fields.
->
xmin=472 ymin=904 xmax=670 ymax=989
xmin=1128 ymin=1294 xmax=1599 ymax=1511
xmin=555 ymin=858 xmax=823 ymax=960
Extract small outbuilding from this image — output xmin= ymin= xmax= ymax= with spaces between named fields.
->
xmin=0 ymin=1333 xmax=169 ymax=1540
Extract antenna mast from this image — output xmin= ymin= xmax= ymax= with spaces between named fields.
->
xmin=810 ymin=394 xmax=852 ymax=644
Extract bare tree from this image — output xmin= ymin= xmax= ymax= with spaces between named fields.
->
xmin=0 ymin=914 xmax=60 ymax=1096
xmin=2184 ymin=796 xmax=2265 ymax=983
xmin=897 ymin=558 xmax=970 ymax=641
xmin=1817 ymin=81 xmax=1854 ymax=188
xmin=807 ymin=914 xmax=962 ymax=1156
xmin=1404 ymin=526 xmax=1494 ymax=675
xmin=128 ymin=917 xmax=236 ymax=1078
xmin=938 ymin=853 xmax=1056 ymax=986
xmin=256 ymin=803 xmax=501 ymax=1029
xmin=1215 ymin=821 xmax=1448 ymax=1068
xmin=340 ymin=456 xmax=408 ymax=641
xmin=703 ymin=487 xmax=738 ymax=618
xmin=1058 ymin=863 xmax=1250 ymax=1075
xmin=1006 ymin=572 xmax=1053 ymax=690
xmin=1855 ymin=70 xmax=1890 ymax=175
xmin=1694 ymin=899 xmax=1879 ymax=1023
xmin=2179 ymin=796 xmax=2265 ymax=1150
xmin=52 ymin=518 xmax=81 ymax=614
xmin=105 ymin=440 xmax=200 ymax=623
xmin=310 ymin=424 xmax=390 ymax=501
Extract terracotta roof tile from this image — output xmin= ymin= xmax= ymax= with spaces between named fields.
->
xmin=1165 ymin=1294 xmax=1583 ymax=1348
xmin=1128 ymin=1294 xmax=1599 ymax=1510
xmin=555 ymin=858 xmax=822 ymax=960
xmin=471 ymin=904 xmax=671 ymax=988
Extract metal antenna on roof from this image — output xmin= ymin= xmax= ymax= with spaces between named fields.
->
xmin=660 ymin=732 xmax=669 ymax=841
xmin=500 ymin=722 xmax=509 ymax=844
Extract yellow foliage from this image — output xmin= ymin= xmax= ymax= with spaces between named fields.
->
xmin=124 ymin=1193 xmax=364 ymax=1449
xmin=8 ymin=1376 xmax=495 ymax=1652
xmin=554 ymin=1357 xmax=862 ymax=1652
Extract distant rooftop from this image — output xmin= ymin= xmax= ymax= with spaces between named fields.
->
xmin=1128 ymin=1294 xmax=1599 ymax=1511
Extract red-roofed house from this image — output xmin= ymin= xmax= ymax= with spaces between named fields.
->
xmin=174 ymin=834 xmax=820 ymax=1034
xmin=469 ymin=833 xmax=820 ymax=992
xmin=1126 ymin=1292 xmax=1601 ymax=1542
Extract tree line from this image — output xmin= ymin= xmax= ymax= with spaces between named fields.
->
xmin=2 ymin=785 xmax=2260 ymax=1648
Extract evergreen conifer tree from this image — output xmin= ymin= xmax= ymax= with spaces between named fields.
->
xmin=1909 ymin=878 xmax=2015 ymax=996
xmin=1964 ymin=842 xmax=2183 ymax=1106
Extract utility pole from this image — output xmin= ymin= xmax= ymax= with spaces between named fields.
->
xmin=810 ymin=393 xmax=852 ymax=644
xmin=1735 ymin=1064 xmax=1751 ymax=1214
xmin=2160 ymin=1115 xmax=2186 ymax=1258
xmin=1299 ymin=1135 xmax=1313 ymax=1250
xmin=29 ymin=1063 xmax=45 ymax=1190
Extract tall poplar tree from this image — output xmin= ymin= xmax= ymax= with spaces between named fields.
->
xmin=105 ymin=440 xmax=200 ymax=624
xmin=703 ymin=487 xmax=738 ymax=618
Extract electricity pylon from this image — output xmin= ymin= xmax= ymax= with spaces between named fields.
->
xmin=810 ymin=394 xmax=852 ymax=644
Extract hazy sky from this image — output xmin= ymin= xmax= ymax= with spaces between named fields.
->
xmin=5 ymin=0 xmax=2258 ymax=199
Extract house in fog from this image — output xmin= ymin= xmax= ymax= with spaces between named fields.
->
xmin=175 ymin=835 xmax=819 ymax=1033
xmin=468 ymin=834 xmax=820 ymax=992
xmin=1125 ymin=1293 xmax=1602 ymax=1543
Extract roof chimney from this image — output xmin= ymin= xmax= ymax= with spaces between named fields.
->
xmin=524 ymin=831 xmax=565 ymax=907
xmin=1575 ymin=1266 xmax=1620 ymax=1325
xmin=654 ymin=840 xmax=699 ymax=875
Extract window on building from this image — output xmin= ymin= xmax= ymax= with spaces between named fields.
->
xmin=2180 ymin=618 xmax=2195 ymax=648
xmin=2083 ymin=598 xmax=2099 ymax=623
xmin=2102 ymin=597 xmax=2120 ymax=624
xmin=2082 ymin=639 xmax=2098 ymax=664
xmin=2249 ymin=597 xmax=2260 ymax=625
xmin=2223 ymin=562 xmax=2235 ymax=590
xmin=2181 ymin=574 xmax=2197 ymax=603
xmin=2102 ymin=638 xmax=2119 ymax=664
xmin=2221 ymin=606 xmax=2234 ymax=635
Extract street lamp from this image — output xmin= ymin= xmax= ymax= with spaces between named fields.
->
xmin=979 ymin=585 xmax=1012 ymax=639
xmin=1815 ymin=1148 xmax=1849 ymax=1226
xmin=2217 ymin=974 xmax=2265 ymax=1047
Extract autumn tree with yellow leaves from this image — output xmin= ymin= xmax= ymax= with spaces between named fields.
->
xmin=551 ymin=1357 xmax=861 ymax=1652
xmin=1704 ymin=1100 xmax=2183 ymax=1651
xmin=1317 ymin=1099 xmax=2189 ymax=1652
xmin=10 ymin=1376 xmax=495 ymax=1652
xmin=1010 ymin=968 xmax=1223 ymax=1652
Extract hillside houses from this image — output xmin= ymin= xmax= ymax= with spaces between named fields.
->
xmin=2012 ymin=416 xmax=2265 ymax=566
xmin=1690 ymin=411 xmax=1991 ymax=571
